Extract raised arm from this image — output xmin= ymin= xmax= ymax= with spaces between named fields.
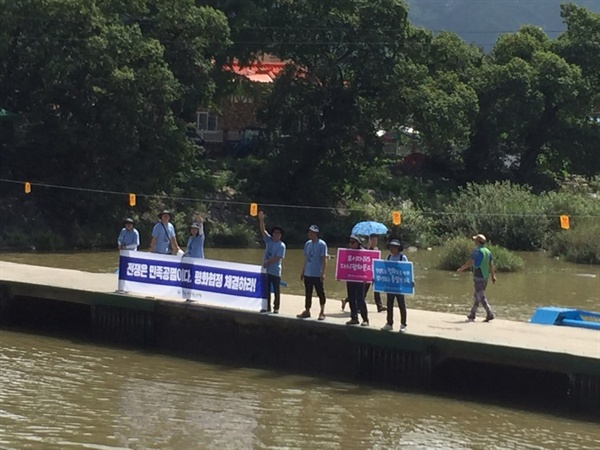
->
xmin=258 ymin=210 xmax=267 ymax=236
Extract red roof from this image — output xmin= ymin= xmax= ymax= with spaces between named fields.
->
xmin=227 ymin=62 xmax=288 ymax=83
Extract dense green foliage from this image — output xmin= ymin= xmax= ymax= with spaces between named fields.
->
xmin=438 ymin=237 xmax=525 ymax=272
xmin=0 ymin=0 xmax=599 ymax=264
xmin=549 ymin=220 xmax=600 ymax=264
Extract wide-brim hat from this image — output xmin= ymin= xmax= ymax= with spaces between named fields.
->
xmin=387 ymin=239 xmax=402 ymax=249
xmin=473 ymin=234 xmax=487 ymax=244
xmin=270 ymin=226 xmax=284 ymax=235
xmin=308 ymin=224 xmax=320 ymax=233
xmin=157 ymin=209 xmax=171 ymax=218
xmin=124 ymin=218 xmax=134 ymax=224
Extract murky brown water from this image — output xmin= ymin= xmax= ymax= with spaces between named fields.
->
xmin=1 ymin=329 xmax=599 ymax=450
xmin=1 ymin=248 xmax=598 ymax=322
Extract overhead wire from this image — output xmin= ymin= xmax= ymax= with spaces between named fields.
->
xmin=2 ymin=178 xmax=598 ymax=218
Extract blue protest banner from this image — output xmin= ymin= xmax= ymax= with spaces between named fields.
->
xmin=117 ymin=251 xmax=267 ymax=310
xmin=372 ymin=259 xmax=415 ymax=295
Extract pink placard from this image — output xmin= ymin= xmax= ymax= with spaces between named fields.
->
xmin=335 ymin=248 xmax=381 ymax=282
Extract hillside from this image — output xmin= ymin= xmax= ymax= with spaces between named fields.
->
xmin=406 ymin=0 xmax=600 ymax=50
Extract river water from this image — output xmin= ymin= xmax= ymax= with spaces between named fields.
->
xmin=1 ymin=250 xmax=599 ymax=448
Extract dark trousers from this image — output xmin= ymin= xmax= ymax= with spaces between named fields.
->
xmin=386 ymin=293 xmax=407 ymax=326
xmin=266 ymin=274 xmax=281 ymax=311
xmin=304 ymin=276 xmax=326 ymax=309
xmin=347 ymin=282 xmax=368 ymax=322
xmin=364 ymin=283 xmax=384 ymax=307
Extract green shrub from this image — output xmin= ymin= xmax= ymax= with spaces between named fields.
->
xmin=207 ymin=223 xmax=257 ymax=248
xmin=32 ymin=230 xmax=65 ymax=251
xmin=548 ymin=220 xmax=600 ymax=264
xmin=439 ymin=182 xmax=552 ymax=250
xmin=438 ymin=237 xmax=524 ymax=272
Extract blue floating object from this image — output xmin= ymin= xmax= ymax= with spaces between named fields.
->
xmin=530 ymin=307 xmax=600 ymax=330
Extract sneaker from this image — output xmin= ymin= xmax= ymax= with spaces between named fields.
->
xmin=466 ymin=315 xmax=475 ymax=322
xmin=296 ymin=310 xmax=310 ymax=319
xmin=361 ymin=320 xmax=369 ymax=327
xmin=346 ymin=318 xmax=360 ymax=325
xmin=381 ymin=323 xmax=393 ymax=331
xmin=273 ymin=309 xmax=279 ymax=314
xmin=377 ymin=306 xmax=388 ymax=312
xmin=400 ymin=324 xmax=407 ymax=333
xmin=260 ymin=309 xmax=269 ymax=314
xmin=318 ymin=313 xmax=326 ymax=321
xmin=483 ymin=315 xmax=495 ymax=322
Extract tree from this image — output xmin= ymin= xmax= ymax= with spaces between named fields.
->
xmin=0 ymin=0 xmax=230 ymax=245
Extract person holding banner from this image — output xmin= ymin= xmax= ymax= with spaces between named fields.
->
xmin=150 ymin=210 xmax=182 ymax=255
xmin=258 ymin=211 xmax=286 ymax=314
xmin=381 ymin=239 xmax=410 ymax=333
xmin=457 ymin=234 xmax=496 ymax=322
xmin=297 ymin=224 xmax=328 ymax=321
xmin=345 ymin=235 xmax=370 ymax=326
xmin=117 ymin=218 xmax=140 ymax=251
xmin=184 ymin=221 xmax=205 ymax=258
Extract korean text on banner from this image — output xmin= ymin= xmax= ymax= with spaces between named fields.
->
xmin=335 ymin=248 xmax=381 ymax=282
xmin=117 ymin=251 xmax=267 ymax=310
xmin=372 ymin=259 xmax=415 ymax=295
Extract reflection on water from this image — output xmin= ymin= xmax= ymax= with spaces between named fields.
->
xmin=1 ymin=248 xmax=598 ymax=322
xmin=1 ymin=330 xmax=599 ymax=449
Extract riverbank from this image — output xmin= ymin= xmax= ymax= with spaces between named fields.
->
xmin=1 ymin=261 xmax=598 ymax=417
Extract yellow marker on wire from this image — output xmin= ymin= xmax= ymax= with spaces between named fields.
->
xmin=129 ymin=193 xmax=136 ymax=207
xmin=392 ymin=211 xmax=401 ymax=225
xmin=24 ymin=182 xmax=31 ymax=194
xmin=559 ymin=215 xmax=570 ymax=230
xmin=250 ymin=203 xmax=258 ymax=217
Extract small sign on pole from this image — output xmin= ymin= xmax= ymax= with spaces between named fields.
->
xmin=250 ymin=203 xmax=258 ymax=217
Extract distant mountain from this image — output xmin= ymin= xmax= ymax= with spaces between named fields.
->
xmin=405 ymin=0 xmax=600 ymax=50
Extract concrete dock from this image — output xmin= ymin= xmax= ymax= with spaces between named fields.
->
xmin=1 ymin=261 xmax=599 ymax=416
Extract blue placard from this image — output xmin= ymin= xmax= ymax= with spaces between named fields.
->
xmin=372 ymin=260 xmax=414 ymax=295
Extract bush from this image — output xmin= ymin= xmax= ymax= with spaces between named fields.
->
xmin=439 ymin=182 xmax=553 ymax=250
xmin=548 ymin=220 xmax=600 ymax=264
xmin=438 ymin=237 xmax=524 ymax=272
xmin=207 ymin=223 xmax=257 ymax=248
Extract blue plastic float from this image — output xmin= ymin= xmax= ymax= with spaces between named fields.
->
xmin=530 ymin=307 xmax=600 ymax=330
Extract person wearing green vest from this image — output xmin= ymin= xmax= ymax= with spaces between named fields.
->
xmin=457 ymin=234 xmax=497 ymax=322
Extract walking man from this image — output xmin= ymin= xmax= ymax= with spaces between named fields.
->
xmin=258 ymin=211 xmax=286 ymax=314
xmin=457 ymin=234 xmax=497 ymax=322
xmin=297 ymin=225 xmax=327 ymax=320
xmin=150 ymin=210 xmax=181 ymax=255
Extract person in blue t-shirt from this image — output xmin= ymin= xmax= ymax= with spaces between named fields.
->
xmin=184 ymin=221 xmax=205 ymax=258
xmin=457 ymin=234 xmax=497 ymax=322
xmin=380 ymin=239 xmax=410 ymax=333
xmin=150 ymin=210 xmax=181 ymax=255
xmin=117 ymin=218 xmax=140 ymax=251
xmin=297 ymin=225 xmax=328 ymax=321
xmin=258 ymin=211 xmax=286 ymax=314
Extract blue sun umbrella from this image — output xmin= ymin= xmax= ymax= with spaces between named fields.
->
xmin=351 ymin=221 xmax=388 ymax=236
